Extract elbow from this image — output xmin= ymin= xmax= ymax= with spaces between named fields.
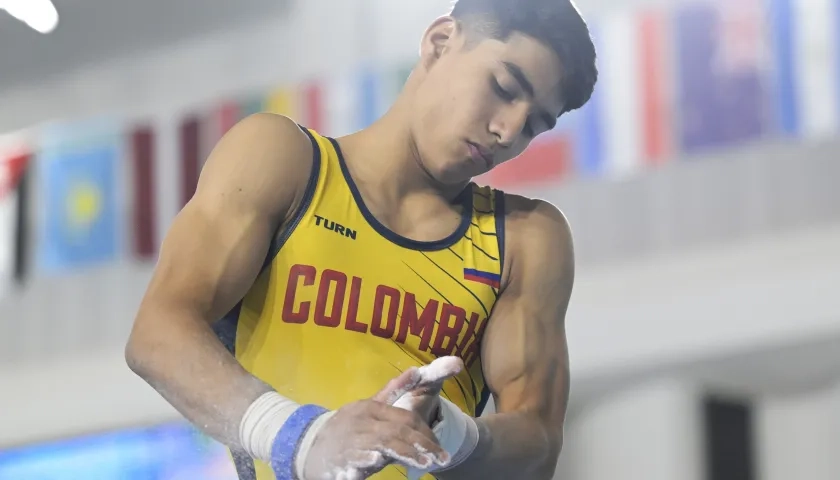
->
xmin=124 ymin=323 xmax=151 ymax=379
xmin=124 ymin=308 xmax=164 ymax=381
xmin=534 ymin=425 xmax=564 ymax=479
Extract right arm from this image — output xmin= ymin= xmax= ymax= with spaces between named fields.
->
xmin=125 ymin=113 xmax=313 ymax=448
xmin=125 ymin=115 xmax=452 ymax=478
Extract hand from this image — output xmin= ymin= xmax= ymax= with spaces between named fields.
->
xmin=301 ymin=368 xmax=453 ymax=480
xmin=391 ymin=356 xmax=465 ymax=425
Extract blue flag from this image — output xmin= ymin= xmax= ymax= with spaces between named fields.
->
xmin=674 ymin=1 xmax=772 ymax=152
xmin=38 ymin=128 xmax=120 ymax=272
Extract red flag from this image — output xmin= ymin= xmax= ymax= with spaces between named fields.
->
xmin=218 ymin=102 xmax=240 ymax=137
xmin=301 ymin=81 xmax=324 ymax=131
xmin=478 ymin=136 xmax=573 ymax=189
xmin=131 ymin=125 xmax=157 ymax=259
xmin=180 ymin=115 xmax=201 ymax=208
xmin=639 ymin=10 xmax=672 ymax=164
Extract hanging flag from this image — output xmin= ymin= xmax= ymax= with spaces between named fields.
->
xmin=265 ymin=86 xmax=298 ymax=119
xmin=300 ymin=80 xmax=325 ymax=132
xmin=768 ymin=0 xmax=840 ymax=138
xmin=179 ymin=114 xmax=201 ymax=208
xmin=586 ymin=11 xmax=673 ymax=179
xmin=216 ymin=101 xmax=240 ymax=138
xmin=674 ymin=0 xmax=772 ymax=152
xmin=573 ymin=21 xmax=605 ymax=178
xmin=324 ymin=72 xmax=359 ymax=137
xmin=37 ymin=121 xmax=122 ymax=273
xmin=358 ymin=65 xmax=382 ymax=130
xmin=476 ymin=123 xmax=575 ymax=190
xmin=0 ymin=136 xmax=31 ymax=292
xmin=239 ymin=95 xmax=266 ymax=119
xmin=145 ymin=111 xmax=181 ymax=256
xmin=639 ymin=10 xmax=673 ymax=164
xmin=130 ymin=124 xmax=157 ymax=260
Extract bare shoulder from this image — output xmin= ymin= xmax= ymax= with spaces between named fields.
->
xmin=499 ymin=193 xmax=574 ymax=290
xmin=195 ymin=112 xmax=315 ymax=220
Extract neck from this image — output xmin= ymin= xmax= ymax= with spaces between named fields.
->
xmin=337 ymin=93 xmax=468 ymax=204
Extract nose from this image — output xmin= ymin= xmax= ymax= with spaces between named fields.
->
xmin=488 ymin=104 xmax=529 ymax=148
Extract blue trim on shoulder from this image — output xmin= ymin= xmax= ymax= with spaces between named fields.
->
xmin=493 ymin=189 xmax=506 ymax=282
xmin=327 ymin=136 xmax=473 ymax=251
xmin=473 ymin=189 xmax=506 ymax=417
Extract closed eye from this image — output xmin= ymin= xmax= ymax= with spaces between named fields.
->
xmin=491 ymin=78 xmax=515 ymax=102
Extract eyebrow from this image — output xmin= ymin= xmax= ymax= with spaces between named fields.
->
xmin=503 ymin=61 xmax=558 ymax=131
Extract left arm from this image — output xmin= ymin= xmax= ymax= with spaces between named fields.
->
xmin=437 ymin=196 xmax=574 ymax=480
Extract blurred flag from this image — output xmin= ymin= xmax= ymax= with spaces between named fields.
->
xmin=582 ymin=11 xmax=672 ymax=178
xmin=265 ymin=86 xmax=298 ymax=118
xmin=179 ymin=114 xmax=201 ymax=208
xmin=0 ymin=137 xmax=31 ymax=291
xmin=476 ymin=121 xmax=575 ymax=190
xmin=215 ymin=101 xmax=240 ymax=138
xmin=358 ymin=65 xmax=382 ymax=130
xmin=130 ymin=124 xmax=157 ymax=260
xmin=300 ymin=80 xmax=325 ymax=132
xmin=239 ymin=95 xmax=266 ymax=119
xmin=37 ymin=122 xmax=121 ymax=273
xmin=674 ymin=0 xmax=772 ymax=152
xmin=638 ymin=10 xmax=673 ymax=164
xmin=768 ymin=0 xmax=840 ymax=138
xmin=324 ymin=73 xmax=358 ymax=137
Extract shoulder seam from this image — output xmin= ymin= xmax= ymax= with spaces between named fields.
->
xmin=260 ymin=125 xmax=322 ymax=271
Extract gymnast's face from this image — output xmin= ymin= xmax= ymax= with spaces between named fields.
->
xmin=409 ymin=16 xmax=565 ymax=185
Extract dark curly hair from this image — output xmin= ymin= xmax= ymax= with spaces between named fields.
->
xmin=450 ymin=0 xmax=598 ymax=114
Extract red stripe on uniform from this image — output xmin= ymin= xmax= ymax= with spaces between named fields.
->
xmin=464 ymin=272 xmax=500 ymax=288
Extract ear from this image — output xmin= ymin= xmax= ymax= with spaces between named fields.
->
xmin=419 ymin=16 xmax=459 ymax=66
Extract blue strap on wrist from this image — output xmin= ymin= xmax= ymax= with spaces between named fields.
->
xmin=270 ymin=404 xmax=329 ymax=480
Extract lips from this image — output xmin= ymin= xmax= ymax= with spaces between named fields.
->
xmin=467 ymin=142 xmax=493 ymax=169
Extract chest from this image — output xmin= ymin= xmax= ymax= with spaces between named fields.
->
xmin=269 ymin=210 xmax=499 ymax=365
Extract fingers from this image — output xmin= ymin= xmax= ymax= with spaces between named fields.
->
xmin=416 ymin=356 xmax=464 ymax=385
xmin=372 ymin=404 xmax=442 ymax=445
xmin=373 ymin=367 xmax=423 ymax=404
xmin=376 ymin=357 xmax=465 ymax=404
xmin=407 ymin=356 xmax=465 ymax=397
xmin=375 ymin=438 xmax=450 ymax=471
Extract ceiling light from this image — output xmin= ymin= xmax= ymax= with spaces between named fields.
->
xmin=0 ymin=0 xmax=59 ymax=34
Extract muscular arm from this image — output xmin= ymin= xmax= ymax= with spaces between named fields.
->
xmin=437 ymin=196 xmax=574 ymax=480
xmin=124 ymin=113 xmax=314 ymax=448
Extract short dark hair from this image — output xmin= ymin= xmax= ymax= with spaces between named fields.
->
xmin=450 ymin=0 xmax=597 ymax=114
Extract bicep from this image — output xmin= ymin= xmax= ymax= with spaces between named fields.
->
xmin=139 ymin=114 xmax=313 ymax=323
xmin=481 ymin=199 xmax=574 ymax=421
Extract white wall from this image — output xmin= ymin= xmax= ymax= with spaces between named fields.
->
xmin=561 ymin=379 xmax=704 ymax=480
xmin=756 ymin=381 xmax=840 ymax=480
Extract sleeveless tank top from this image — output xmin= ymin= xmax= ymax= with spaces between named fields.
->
xmin=214 ymin=126 xmax=506 ymax=480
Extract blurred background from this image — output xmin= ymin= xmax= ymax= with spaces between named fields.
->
xmin=1 ymin=0 xmax=839 ymax=478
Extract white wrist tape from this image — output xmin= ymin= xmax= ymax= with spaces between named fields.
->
xmin=293 ymin=410 xmax=336 ymax=478
xmin=405 ymin=396 xmax=480 ymax=480
xmin=238 ymin=391 xmax=300 ymax=463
